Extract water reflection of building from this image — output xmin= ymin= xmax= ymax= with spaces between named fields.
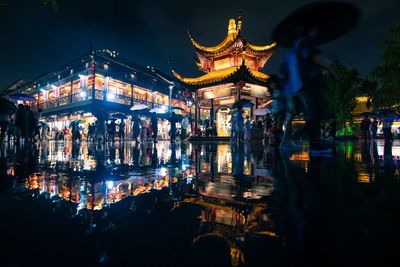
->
xmin=196 ymin=144 xmax=273 ymax=201
xmin=24 ymin=142 xmax=197 ymax=211
xmin=172 ymin=13 xmax=275 ymax=136
xmin=18 ymin=141 xmax=277 ymax=266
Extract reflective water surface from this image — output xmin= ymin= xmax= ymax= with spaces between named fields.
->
xmin=1 ymin=140 xmax=399 ymax=266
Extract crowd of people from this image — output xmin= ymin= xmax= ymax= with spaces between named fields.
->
xmin=0 ymin=104 xmax=197 ymax=145
xmin=0 ymin=104 xmax=41 ymax=144
xmin=360 ymin=115 xmax=395 ymax=142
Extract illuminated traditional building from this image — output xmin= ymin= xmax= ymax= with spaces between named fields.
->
xmin=3 ymin=49 xmax=188 ymax=138
xmin=172 ymin=13 xmax=276 ymax=136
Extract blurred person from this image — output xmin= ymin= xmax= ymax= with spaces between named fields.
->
xmin=270 ymin=76 xmax=286 ymax=145
xmin=244 ymin=116 xmax=251 ymax=142
xmin=235 ymin=109 xmax=244 ymax=143
xmin=63 ymin=126 xmax=69 ymax=141
xmin=131 ymin=115 xmax=141 ymax=142
xmin=0 ymin=113 xmax=9 ymax=142
xmin=95 ymin=119 xmax=106 ymax=143
xmin=181 ymin=115 xmax=189 ymax=141
xmin=370 ymin=118 xmax=378 ymax=139
xmin=381 ymin=116 xmax=393 ymax=142
xmin=118 ymin=120 xmax=125 ymax=141
xmin=230 ymin=113 xmax=237 ymax=142
xmin=109 ymin=119 xmax=116 ymax=142
xmin=15 ymin=104 xmax=29 ymax=144
xmin=150 ymin=113 xmax=158 ymax=142
xmin=360 ymin=115 xmax=371 ymax=139
xmin=281 ymin=29 xmax=337 ymax=154
xmin=87 ymin=123 xmax=95 ymax=141
xmin=328 ymin=118 xmax=338 ymax=142
xmin=169 ymin=112 xmax=177 ymax=143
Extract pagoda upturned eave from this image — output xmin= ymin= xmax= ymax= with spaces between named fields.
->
xmin=172 ymin=64 xmax=270 ymax=90
xmin=188 ymin=17 xmax=277 ymax=57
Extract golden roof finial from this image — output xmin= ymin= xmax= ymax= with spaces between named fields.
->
xmin=228 ymin=19 xmax=237 ymax=35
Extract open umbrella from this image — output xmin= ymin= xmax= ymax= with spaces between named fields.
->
xmin=9 ymin=93 xmax=37 ymax=102
xmin=232 ymin=99 xmax=254 ymax=110
xmin=375 ymin=109 xmax=397 ymax=118
xmin=0 ymin=98 xmax=17 ymax=115
xmin=254 ymin=108 xmax=271 ymax=116
xmin=149 ymin=107 xmax=167 ymax=114
xmin=261 ymin=100 xmax=274 ymax=108
xmin=171 ymin=107 xmax=186 ymax=116
xmin=111 ymin=113 xmax=127 ymax=119
xmin=272 ymin=1 xmax=360 ymax=47
xmin=130 ymin=103 xmax=149 ymax=111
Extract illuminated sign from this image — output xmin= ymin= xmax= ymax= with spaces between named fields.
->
xmin=203 ymin=88 xmax=231 ymax=100
xmin=250 ymin=86 xmax=269 ymax=98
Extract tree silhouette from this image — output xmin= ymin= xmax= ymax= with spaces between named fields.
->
xmin=370 ymin=24 xmax=400 ymax=110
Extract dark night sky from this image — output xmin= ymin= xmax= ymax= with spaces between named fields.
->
xmin=1 ymin=0 xmax=399 ymax=89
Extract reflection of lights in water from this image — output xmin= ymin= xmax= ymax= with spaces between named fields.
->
xmin=244 ymin=159 xmax=252 ymax=176
xmin=187 ymin=174 xmax=193 ymax=184
xmin=377 ymin=143 xmax=400 ymax=157
xmin=358 ymin=171 xmax=372 ymax=183
xmin=7 ymin=168 xmax=14 ymax=176
xmin=289 ymin=151 xmax=310 ymax=161
xmin=107 ymin=93 xmax=115 ymax=100
xmin=106 ymin=181 xmax=114 ymax=189
xmin=158 ymin=167 xmax=167 ymax=177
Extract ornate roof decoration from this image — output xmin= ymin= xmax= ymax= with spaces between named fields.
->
xmin=173 ymin=12 xmax=275 ymax=90
xmin=172 ymin=63 xmax=269 ymax=90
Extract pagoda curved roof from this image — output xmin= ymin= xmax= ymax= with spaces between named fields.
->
xmin=188 ymin=18 xmax=239 ymax=55
xmin=247 ymin=42 xmax=277 ymax=54
xmin=188 ymin=18 xmax=276 ymax=57
xmin=172 ymin=64 xmax=270 ymax=90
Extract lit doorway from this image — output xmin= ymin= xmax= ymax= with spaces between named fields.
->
xmin=216 ymin=106 xmax=231 ymax=137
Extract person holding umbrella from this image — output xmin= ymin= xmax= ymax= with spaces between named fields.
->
xmin=15 ymin=104 xmax=29 ymax=145
xmin=131 ymin=115 xmax=141 ymax=142
xmin=360 ymin=115 xmax=371 ymax=139
xmin=273 ymin=1 xmax=359 ymax=154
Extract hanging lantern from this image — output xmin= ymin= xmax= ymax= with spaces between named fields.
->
xmin=236 ymin=81 xmax=246 ymax=88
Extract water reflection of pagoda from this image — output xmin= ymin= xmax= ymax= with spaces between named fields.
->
xmin=173 ymin=12 xmax=276 ymax=136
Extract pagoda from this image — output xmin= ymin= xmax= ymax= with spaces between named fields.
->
xmin=172 ymin=13 xmax=276 ymax=137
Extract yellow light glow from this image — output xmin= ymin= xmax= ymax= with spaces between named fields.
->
xmin=172 ymin=66 xmax=269 ymax=86
xmin=355 ymin=96 xmax=369 ymax=103
xmin=188 ymin=19 xmax=238 ymax=54
xmin=247 ymin=42 xmax=277 ymax=52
